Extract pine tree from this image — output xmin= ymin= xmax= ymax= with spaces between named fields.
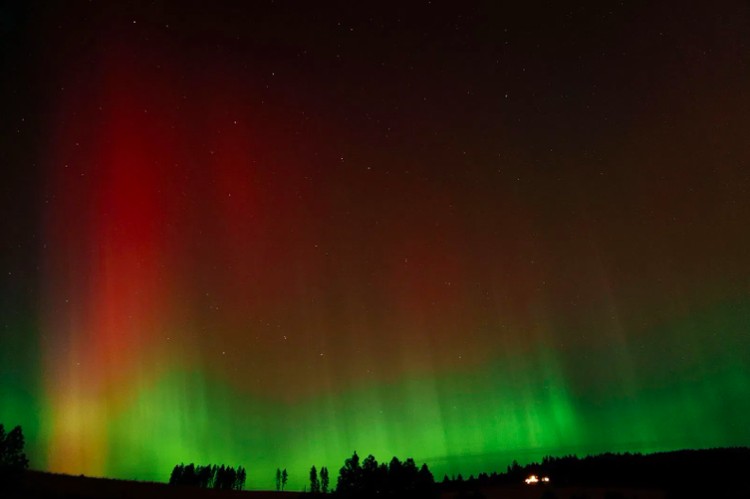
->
xmin=236 ymin=466 xmax=246 ymax=490
xmin=169 ymin=464 xmax=183 ymax=485
xmin=320 ymin=466 xmax=330 ymax=494
xmin=310 ymin=465 xmax=320 ymax=493
xmin=337 ymin=451 xmax=361 ymax=495
xmin=0 ymin=425 xmax=29 ymax=469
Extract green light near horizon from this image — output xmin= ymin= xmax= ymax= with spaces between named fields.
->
xmin=31 ymin=305 xmax=747 ymax=492
xmin=4 ymin=309 xmax=750 ymax=491
xmin=0 ymin=317 xmax=42 ymax=462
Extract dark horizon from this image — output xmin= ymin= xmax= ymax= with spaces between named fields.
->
xmin=8 ymin=446 xmax=750 ymax=498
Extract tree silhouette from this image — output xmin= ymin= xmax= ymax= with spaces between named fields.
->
xmin=310 ymin=465 xmax=320 ymax=493
xmin=0 ymin=425 xmax=29 ymax=491
xmin=388 ymin=456 xmax=403 ymax=494
xmin=361 ymin=454 xmax=379 ymax=495
xmin=0 ymin=425 xmax=29 ymax=470
xmin=184 ymin=463 xmax=197 ymax=485
xmin=417 ymin=463 xmax=435 ymax=496
xmin=282 ymin=468 xmax=288 ymax=490
xmin=276 ymin=468 xmax=282 ymax=491
xmin=199 ymin=464 xmax=213 ymax=487
xmin=237 ymin=466 xmax=247 ymax=490
xmin=320 ymin=466 xmax=330 ymax=493
xmin=169 ymin=464 xmax=183 ymax=485
xmin=337 ymin=451 xmax=362 ymax=496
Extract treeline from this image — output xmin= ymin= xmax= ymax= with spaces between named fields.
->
xmin=168 ymin=463 xmax=246 ymax=490
xmin=334 ymin=451 xmax=436 ymax=498
xmin=167 ymin=446 xmax=750 ymax=494
xmin=440 ymin=447 xmax=750 ymax=492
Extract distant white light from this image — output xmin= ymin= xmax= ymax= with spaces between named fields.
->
xmin=524 ymin=475 xmax=550 ymax=485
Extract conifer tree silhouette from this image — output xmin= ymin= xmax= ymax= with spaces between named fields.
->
xmin=0 ymin=425 xmax=29 ymax=470
xmin=320 ymin=466 xmax=330 ymax=493
xmin=310 ymin=465 xmax=320 ymax=493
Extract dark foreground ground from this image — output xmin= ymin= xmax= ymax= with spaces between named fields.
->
xmin=4 ymin=470 xmax=749 ymax=499
xmin=6 ymin=470 xmax=302 ymax=499
xmin=444 ymin=485 xmax=667 ymax=499
xmin=441 ymin=479 xmax=748 ymax=499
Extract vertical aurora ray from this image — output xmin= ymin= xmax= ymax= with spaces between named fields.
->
xmin=40 ymin=47 xmax=181 ymax=476
xmin=7 ymin=2 xmax=747 ymax=491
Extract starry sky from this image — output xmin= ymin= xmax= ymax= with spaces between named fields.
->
xmin=1 ymin=0 xmax=750 ymax=490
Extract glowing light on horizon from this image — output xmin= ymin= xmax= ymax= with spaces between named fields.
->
xmin=524 ymin=475 xmax=550 ymax=485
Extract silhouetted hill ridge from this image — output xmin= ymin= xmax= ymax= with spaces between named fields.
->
xmin=440 ymin=446 xmax=750 ymax=494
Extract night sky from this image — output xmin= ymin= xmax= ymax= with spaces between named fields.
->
xmin=1 ymin=1 xmax=750 ymax=490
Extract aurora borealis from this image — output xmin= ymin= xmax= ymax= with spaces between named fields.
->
xmin=1 ymin=1 xmax=750 ymax=491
